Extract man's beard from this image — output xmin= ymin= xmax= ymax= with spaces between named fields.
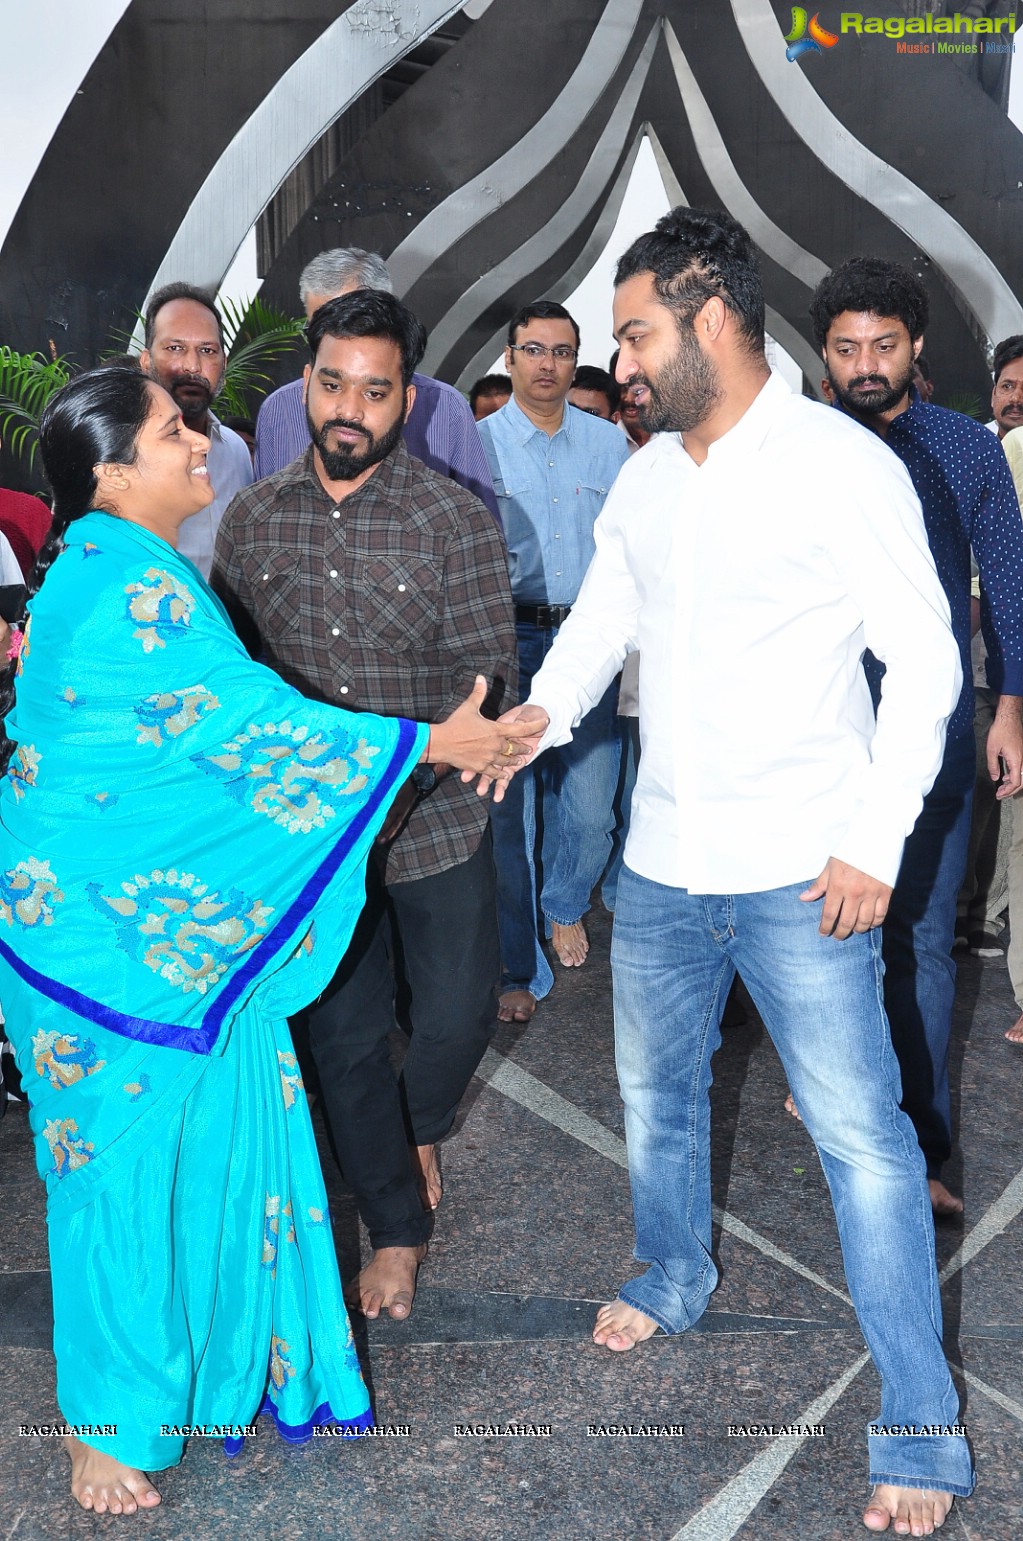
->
xmin=164 ymin=374 xmax=215 ymax=426
xmin=306 ymin=404 xmax=404 ymax=481
xmin=826 ymin=359 xmax=915 ymax=417
xmin=634 ymin=320 xmax=722 ymax=434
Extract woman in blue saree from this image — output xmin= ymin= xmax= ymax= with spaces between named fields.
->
xmin=0 ymin=368 xmax=525 ymax=1513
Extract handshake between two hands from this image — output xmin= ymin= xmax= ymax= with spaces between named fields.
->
xmin=426 ymin=675 xmax=549 ymax=802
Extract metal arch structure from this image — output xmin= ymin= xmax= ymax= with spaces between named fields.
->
xmin=1 ymin=0 xmax=1021 ymax=406
xmin=255 ymin=0 xmax=1023 ymax=399
xmin=0 ymin=0 xmax=466 ymax=360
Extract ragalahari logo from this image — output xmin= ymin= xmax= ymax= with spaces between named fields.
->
xmin=785 ymin=8 xmax=840 ymax=61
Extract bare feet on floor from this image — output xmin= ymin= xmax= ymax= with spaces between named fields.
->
xmin=862 ymin=1483 xmax=953 ymax=1535
xmin=784 ymin=1092 xmax=802 ymax=1121
xmin=410 ymin=1142 xmax=442 ymax=1210
xmin=552 ymin=920 xmax=588 ymax=967
xmin=928 ymin=1178 xmax=963 ymax=1218
xmin=345 ymin=1244 xmax=427 ymax=1320
xmin=592 ymin=1300 xmax=660 ymax=1351
xmin=497 ymin=989 xmax=537 ymax=1023
xmin=1005 ymin=1011 xmax=1023 ymax=1043
xmin=65 ymin=1436 xmax=161 ymax=1515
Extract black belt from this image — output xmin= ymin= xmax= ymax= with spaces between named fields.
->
xmin=515 ymin=603 xmax=572 ymax=628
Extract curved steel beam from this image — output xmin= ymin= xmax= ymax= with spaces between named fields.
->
xmin=420 ymin=23 xmax=658 ymax=378
xmin=731 ymin=0 xmax=1023 ymax=346
xmin=388 ymin=0 xmax=646 ymax=297
xmin=639 ymin=126 xmax=828 ymax=397
xmin=141 ymin=0 xmax=466 ymax=315
xmin=663 ymin=20 xmax=830 ymax=291
xmin=451 ymin=128 xmax=645 ymax=391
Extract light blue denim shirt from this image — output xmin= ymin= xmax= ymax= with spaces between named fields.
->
xmin=478 ymin=396 xmax=630 ymax=605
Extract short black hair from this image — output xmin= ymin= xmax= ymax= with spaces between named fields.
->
xmin=469 ymin=373 xmax=512 ymax=411
xmin=992 ymin=335 xmax=1023 ymax=383
xmin=306 ymin=288 xmax=427 ymax=389
xmin=507 ymin=300 xmax=580 ymax=350
xmin=810 ymin=257 xmax=929 ymax=350
xmin=571 ymin=364 xmax=618 ymax=412
xmin=144 ymin=282 xmax=225 ymax=351
xmin=615 ymin=207 xmax=765 ymax=355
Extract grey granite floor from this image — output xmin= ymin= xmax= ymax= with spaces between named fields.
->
xmin=2 ymin=907 xmax=1021 ymax=1540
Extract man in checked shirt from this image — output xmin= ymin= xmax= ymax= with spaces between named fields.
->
xmin=213 ymin=290 xmax=517 ymax=1320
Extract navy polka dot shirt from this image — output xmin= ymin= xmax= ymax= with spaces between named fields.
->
xmin=857 ymin=391 xmax=1023 ymax=742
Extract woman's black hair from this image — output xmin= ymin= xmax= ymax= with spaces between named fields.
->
xmin=0 ymin=367 xmax=153 ymax=771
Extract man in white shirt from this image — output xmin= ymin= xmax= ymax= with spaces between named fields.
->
xmin=141 ymin=284 xmax=253 ymax=579
xmin=493 ymin=208 xmax=973 ymax=1533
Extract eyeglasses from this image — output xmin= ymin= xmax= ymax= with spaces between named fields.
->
xmin=509 ymin=343 xmax=578 ymax=363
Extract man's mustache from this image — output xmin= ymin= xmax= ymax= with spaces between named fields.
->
xmin=323 ymin=418 xmax=370 ymax=441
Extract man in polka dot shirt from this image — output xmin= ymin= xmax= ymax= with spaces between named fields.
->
xmin=811 ymin=257 xmax=1023 ymax=1219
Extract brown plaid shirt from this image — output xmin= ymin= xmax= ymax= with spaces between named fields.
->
xmin=212 ymin=441 xmax=517 ymax=884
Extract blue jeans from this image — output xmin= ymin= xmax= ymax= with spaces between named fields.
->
xmin=883 ymin=731 xmax=975 ymax=1178
xmin=491 ymin=621 xmax=620 ymax=996
xmin=601 ymin=715 xmax=640 ymax=913
xmin=611 ymin=866 xmax=974 ymax=1495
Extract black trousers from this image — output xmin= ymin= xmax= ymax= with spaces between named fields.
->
xmin=303 ymin=830 xmax=500 ymax=1249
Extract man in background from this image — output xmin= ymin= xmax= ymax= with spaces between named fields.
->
xmin=215 ymin=290 xmax=515 ymax=1323
xmin=470 ymin=373 xmax=512 ymax=421
xmin=811 ymin=256 xmax=1023 ymax=1217
xmin=478 ymin=301 xmax=628 ymax=1021
xmin=140 ymin=283 xmax=253 ymax=579
xmin=568 ymin=365 xmax=618 ymax=420
xmin=254 ymin=248 xmax=498 ymax=522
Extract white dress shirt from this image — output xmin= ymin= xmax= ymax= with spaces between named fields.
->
xmin=178 ymin=412 xmax=253 ymax=580
xmin=528 ymin=371 xmax=962 ymax=893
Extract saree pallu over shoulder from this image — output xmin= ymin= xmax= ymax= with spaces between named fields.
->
xmin=0 ymin=512 xmax=427 ymax=1068
xmin=0 ymin=513 xmax=424 ymax=1463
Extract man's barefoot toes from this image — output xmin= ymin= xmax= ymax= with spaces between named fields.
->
xmin=348 ymin=1245 xmax=426 ymax=1320
xmin=592 ymin=1300 xmax=660 ymax=1351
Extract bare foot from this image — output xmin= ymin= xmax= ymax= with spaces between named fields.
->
xmin=928 ymin=1178 xmax=963 ymax=1218
xmin=1005 ymin=1011 xmax=1023 ymax=1043
xmin=862 ymin=1483 xmax=953 ymax=1535
xmin=552 ymin=919 xmax=588 ymax=967
xmin=784 ymin=1092 xmax=802 ymax=1121
xmin=410 ymin=1143 xmax=442 ymax=1210
xmin=345 ymin=1244 xmax=426 ymax=1320
xmin=497 ymin=989 xmax=537 ymax=1023
xmin=65 ymin=1436 xmax=161 ymax=1515
xmin=592 ymin=1299 xmax=660 ymax=1351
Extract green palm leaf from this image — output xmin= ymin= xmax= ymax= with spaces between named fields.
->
xmin=217 ymin=297 xmax=305 ymax=418
xmin=0 ymin=347 xmax=73 ymax=469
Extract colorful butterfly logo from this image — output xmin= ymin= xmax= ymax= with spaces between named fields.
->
xmin=785 ymin=8 xmax=840 ymax=61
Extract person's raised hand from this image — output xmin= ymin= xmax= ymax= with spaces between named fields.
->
xmin=460 ymin=702 xmax=550 ymax=800
xmin=428 ymin=676 xmax=534 ymax=799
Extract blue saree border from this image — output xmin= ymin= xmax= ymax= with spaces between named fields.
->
xmin=224 ymin=1398 xmax=374 ymax=1456
xmin=0 ymin=717 xmax=423 ymax=1056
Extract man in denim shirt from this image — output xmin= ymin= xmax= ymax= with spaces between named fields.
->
xmin=478 ymin=302 xmax=629 ymax=1020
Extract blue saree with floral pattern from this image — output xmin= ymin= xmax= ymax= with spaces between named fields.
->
xmin=0 ymin=510 xmax=427 ymax=1470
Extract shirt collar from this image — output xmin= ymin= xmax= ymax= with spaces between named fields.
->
xmin=832 ymin=383 xmax=924 ymax=436
xmin=276 ymin=437 xmax=415 ymax=508
xmin=501 ymin=392 xmax=572 ymax=445
xmin=700 ymin=369 xmax=791 ymax=461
